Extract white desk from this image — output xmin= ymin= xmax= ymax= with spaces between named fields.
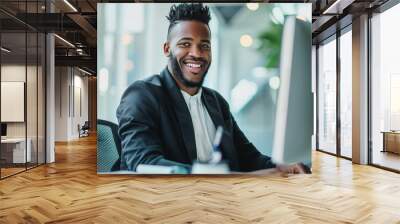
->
xmin=1 ymin=138 xmax=31 ymax=163
xmin=98 ymin=170 xmax=137 ymax=175
xmin=97 ymin=163 xmax=230 ymax=175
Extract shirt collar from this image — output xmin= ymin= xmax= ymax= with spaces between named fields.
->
xmin=181 ymin=88 xmax=202 ymax=105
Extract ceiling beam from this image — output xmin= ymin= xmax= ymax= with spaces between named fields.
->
xmin=322 ymin=0 xmax=356 ymax=14
xmin=55 ymin=55 xmax=96 ymax=71
xmin=67 ymin=13 xmax=97 ymax=40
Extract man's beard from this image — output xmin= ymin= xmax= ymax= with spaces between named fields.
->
xmin=170 ymin=54 xmax=209 ymax=88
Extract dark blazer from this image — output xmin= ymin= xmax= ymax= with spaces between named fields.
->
xmin=116 ymin=68 xmax=276 ymax=172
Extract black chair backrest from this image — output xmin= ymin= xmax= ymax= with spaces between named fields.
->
xmin=97 ymin=119 xmax=122 ymax=171
xmin=82 ymin=121 xmax=90 ymax=129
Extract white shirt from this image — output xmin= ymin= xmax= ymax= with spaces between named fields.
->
xmin=181 ymin=88 xmax=216 ymax=162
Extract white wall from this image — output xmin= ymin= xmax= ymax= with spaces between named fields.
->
xmin=1 ymin=65 xmax=27 ymax=140
xmin=55 ymin=67 xmax=89 ymax=141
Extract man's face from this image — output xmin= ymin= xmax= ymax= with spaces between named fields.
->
xmin=164 ymin=20 xmax=212 ymax=87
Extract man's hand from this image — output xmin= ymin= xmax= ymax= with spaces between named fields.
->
xmin=231 ymin=163 xmax=310 ymax=175
xmin=276 ymin=163 xmax=308 ymax=175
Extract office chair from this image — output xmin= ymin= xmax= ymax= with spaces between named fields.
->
xmin=97 ymin=119 xmax=122 ymax=172
xmin=79 ymin=121 xmax=90 ymax=137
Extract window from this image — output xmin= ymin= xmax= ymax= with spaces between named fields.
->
xmin=339 ymin=29 xmax=352 ymax=158
xmin=318 ymin=37 xmax=337 ymax=154
xmin=371 ymin=3 xmax=400 ymax=171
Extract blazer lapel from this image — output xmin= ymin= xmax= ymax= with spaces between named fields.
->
xmin=160 ymin=68 xmax=197 ymax=162
xmin=201 ymin=90 xmax=224 ymax=129
xmin=202 ymin=89 xmax=239 ymax=170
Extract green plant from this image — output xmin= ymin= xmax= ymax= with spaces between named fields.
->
xmin=257 ymin=20 xmax=283 ymax=68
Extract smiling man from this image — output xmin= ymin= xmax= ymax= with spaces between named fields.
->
xmin=116 ymin=3 xmax=305 ymax=174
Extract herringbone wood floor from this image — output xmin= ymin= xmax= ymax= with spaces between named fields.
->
xmin=1 ymin=134 xmax=400 ymax=223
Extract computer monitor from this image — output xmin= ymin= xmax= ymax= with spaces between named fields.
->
xmin=1 ymin=123 xmax=7 ymax=137
xmin=272 ymin=16 xmax=313 ymax=169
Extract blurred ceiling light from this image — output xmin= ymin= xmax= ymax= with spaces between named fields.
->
xmin=240 ymin=34 xmax=253 ymax=48
xmin=1 ymin=47 xmax=11 ymax=53
xmin=54 ymin=34 xmax=75 ymax=48
xmin=125 ymin=60 xmax=134 ymax=71
xmin=297 ymin=6 xmax=310 ymax=22
xmin=272 ymin=7 xmax=285 ymax=24
xmin=252 ymin=67 xmax=268 ymax=79
xmin=41 ymin=5 xmax=46 ymax=11
xmin=296 ymin=15 xmax=307 ymax=22
xmin=122 ymin=34 xmax=134 ymax=46
xmin=246 ymin=3 xmax=259 ymax=11
xmin=270 ymin=15 xmax=280 ymax=25
xmin=231 ymin=79 xmax=258 ymax=113
xmin=269 ymin=76 xmax=280 ymax=90
xmin=99 ymin=68 xmax=109 ymax=92
xmin=63 ymin=0 xmax=78 ymax=12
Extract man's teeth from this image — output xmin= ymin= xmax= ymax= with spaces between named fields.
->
xmin=187 ymin=63 xmax=201 ymax=68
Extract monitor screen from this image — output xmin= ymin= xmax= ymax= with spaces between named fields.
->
xmin=272 ymin=16 xmax=312 ymax=168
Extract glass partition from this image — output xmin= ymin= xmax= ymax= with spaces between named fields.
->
xmin=1 ymin=31 xmax=28 ymax=178
xmin=27 ymin=30 xmax=38 ymax=169
xmin=0 ymin=1 xmax=46 ymax=179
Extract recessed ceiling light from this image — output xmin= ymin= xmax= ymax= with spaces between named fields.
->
xmin=63 ymin=0 xmax=78 ymax=12
xmin=78 ymin=67 xmax=92 ymax=76
xmin=54 ymin=34 xmax=75 ymax=48
xmin=1 ymin=47 xmax=11 ymax=53
xmin=322 ymin=0 xmax=351 ymax=14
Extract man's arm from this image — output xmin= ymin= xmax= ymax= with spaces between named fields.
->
xmin=116 ymin=82 xmax=190 ymax=171
xmin=211 ymin=91 xmax=275 ymax=172
xmin=231 ymin=117 xmax=276 ymax=172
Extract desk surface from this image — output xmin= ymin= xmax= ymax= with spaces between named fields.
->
xmin=1 ymin=138 xmax=26 ymax=143
xmin=381 ymin=131 xmax=400 ymax=134
xmin=98 ymin=170 xmax=137 ymax=175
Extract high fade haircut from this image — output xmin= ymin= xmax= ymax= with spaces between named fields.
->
xmin=166 ymin=3 xmax=211 ymax=40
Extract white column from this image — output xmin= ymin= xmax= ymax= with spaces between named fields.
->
xmin=46 ymin=33 xmax=55 ymax=163
xmin=352 ymin=14 xmax=369 ymax=164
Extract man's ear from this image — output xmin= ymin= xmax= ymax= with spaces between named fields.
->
xmin=163 ymin=42 xmax=171 ymax=57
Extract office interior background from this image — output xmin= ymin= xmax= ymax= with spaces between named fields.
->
xmin=0 ymin=0 xmax=97 ymax=179
xmin=0 ymin=0 xmax=400 ymax=222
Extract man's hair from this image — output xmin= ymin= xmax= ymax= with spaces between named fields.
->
xmin=166 ymin=3 xmax=211 ymax=39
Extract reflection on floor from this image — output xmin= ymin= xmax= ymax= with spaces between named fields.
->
xmin=0 ymin=167 xmax=25 ymax=178
xmin=373 ymin=150 xmax=400 ymax=171
xmin=0 ymin=163 xmax=42 ymax=178
xmin=341 ymin=147 xmax=352 ymax=158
